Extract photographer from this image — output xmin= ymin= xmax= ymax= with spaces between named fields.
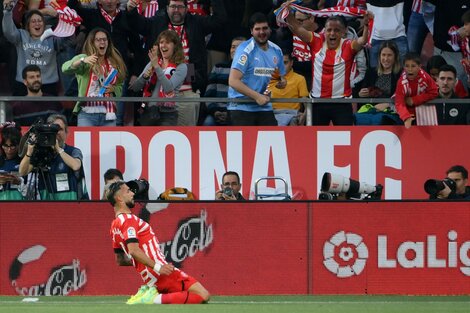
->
xmin=428 ymin=165 xmax=470 ymax=200
xmin=19 ymin=114 xmax=88 ymax=200
xmin=102 ymin=168 xmax=150 ymax=221
xmin=215 ymin=171 xmax=245 ymax=200
xmin=102 ymin=168 xmax=124 ymax=200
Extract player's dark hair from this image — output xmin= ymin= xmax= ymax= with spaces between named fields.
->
xmin=107 ymin=181 xmax=126 ymax=206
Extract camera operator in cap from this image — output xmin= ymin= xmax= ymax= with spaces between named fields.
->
xmin=19 ymin=114 xmax=88 ymax=200
xmin=429 ymin=165 xmax=470 ymax=200
xmin=215 ymin=171 xmax=244 ymax=200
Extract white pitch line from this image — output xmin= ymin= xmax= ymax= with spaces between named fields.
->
xmin=0 ymin=300 xmax=469 ymax=305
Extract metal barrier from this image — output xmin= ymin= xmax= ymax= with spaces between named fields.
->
xmin=1 ymin=95 xmax=468 ymax=125
xmin=254 ymin=176 xmax=291 ymax=200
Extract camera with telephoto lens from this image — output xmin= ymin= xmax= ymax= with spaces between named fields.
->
xmin=424 ymin=178 xmax=457 ymax=196
xmin=320 ymin=172 xmax=383 ymax=200
xmin=19 ymin=120 xmax=60 ymax=169
xmin=126 ymin=179 xmax=150 ymax=200
xmin=223 ymin=186 xmax=234 ymax=197
xmin=318 ymin=192 xmax=338 ymax=200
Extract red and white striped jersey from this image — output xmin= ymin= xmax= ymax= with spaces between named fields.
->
xmin=292 ymin=35 xmax=312 ymax=62
xmin=110 ymin=213 xmax=167 ymax=285
xmin=309 ymin=33 xmax=357 ymax=98
xmin=138 ymin=0 xmax=159 ymax=18
xmin=187 ymin=0 xmax=209 ymax=16
xmin=412 ymin=0 xmax=422 ymax=14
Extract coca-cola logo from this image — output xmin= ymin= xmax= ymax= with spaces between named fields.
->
xmin=9 ymin=245 xmax=87 ymax=296
xmin=160 ymin=209 xmax=213 ymax=267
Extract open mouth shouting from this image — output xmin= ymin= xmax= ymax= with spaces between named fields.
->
xmin=94 ymin=33 xmax=108 ymax=56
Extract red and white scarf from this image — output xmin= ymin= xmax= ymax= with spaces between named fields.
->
xmin=275 ymin=1 xmax=374 ymax=45
xmin=170 ymin=24 xmax=191 ymax=91
xmin=40 ymin=0 xmax=82 ymax=41
xmin=84 ymin=59 xmax=118 ymax=120
xmin=100 ymin=5 xmax=120 ymax=25
xmin=400 ymin=69 xmax=438 ymax=126
xmin=336 ymin=0 xmax=366 ymax=10
xmin=459 ymin=36 xmax=470 ymax=77
xmin=447 ymin=26 xmax=470 ymax=77
xmin=143 ymin=60 xmax=178 ymax=108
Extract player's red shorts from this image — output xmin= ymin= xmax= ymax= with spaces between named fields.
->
xmin=155 ymin=269 xmax=198 ymax=294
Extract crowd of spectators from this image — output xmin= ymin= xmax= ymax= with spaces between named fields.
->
xmin=0 ymin=0 xmax=468 ymax=128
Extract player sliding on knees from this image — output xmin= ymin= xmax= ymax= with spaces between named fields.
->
xmin=106 ymin=181 xmax=210 ymax=304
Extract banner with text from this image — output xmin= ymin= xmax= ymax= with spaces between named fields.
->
xmin=66 ymin=126 xmax=470 ymax=200
xmin=1 ymin=201 xmax=469 ymax=296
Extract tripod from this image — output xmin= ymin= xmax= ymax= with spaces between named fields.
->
xmin=24 ymin=167 xmax=56 ymax=200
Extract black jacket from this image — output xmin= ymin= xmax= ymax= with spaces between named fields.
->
xmin=68 ymin=0 xmax=141 ymax=75
xmin=127 ymin=0 xmax=226 ymax=93
xmin=436 ymin=93 xmax=470 ymax=125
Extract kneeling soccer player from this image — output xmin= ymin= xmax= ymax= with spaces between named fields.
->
xmin=107 ymin=181 xmax=210 ymax=304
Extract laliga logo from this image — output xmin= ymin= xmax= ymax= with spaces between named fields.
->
xmin=323 ymin=231 xmax=369 ymax=278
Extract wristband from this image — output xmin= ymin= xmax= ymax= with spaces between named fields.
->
xmin=25 ymin=154 xmax=32 ymax=158
xmin=58 ymin=148 xmax=65 ymax=155
xmin=153 ymin=263 xmax=162 ymax=273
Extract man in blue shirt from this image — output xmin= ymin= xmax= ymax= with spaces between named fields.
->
xmin=228 ymin=12 xmax=287 ymax=126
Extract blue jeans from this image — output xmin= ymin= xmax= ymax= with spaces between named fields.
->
xmin=77 ymin=112 xmax=117 ymax=126
xmin=369 ymin=36 xmax=408 ymax=68
xmin=407 ymin=12 xmax=429 ymax=54
xmin=274 ymin=109 xmax=298 ymax=126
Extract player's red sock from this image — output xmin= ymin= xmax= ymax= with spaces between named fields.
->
xmin=161 ymin=291 xmax=204 ymax=304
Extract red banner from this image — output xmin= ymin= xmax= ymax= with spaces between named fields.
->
xmin=65 ymin=126 xmax=470 ymax=200
xmin=0 ymin=202 xmax=308 ymax=296
xmin=312 ymin=201 xmax=470 ymax=294
xmin=1 ymin=201 xmax=469 ymax=296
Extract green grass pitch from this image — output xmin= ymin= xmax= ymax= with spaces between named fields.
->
xmin=1 ymin=295 xmax=470 ymax=313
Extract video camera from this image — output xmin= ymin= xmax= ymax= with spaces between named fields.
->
xmin=19 ymin=119 xmax=60 ymax=169
xmin=424 ymin=178 xmax=456 ymax=196
xmin=126 ymin=179 xmax=150 ymax=200
xmin=320 ymin=172 xmax=383 ymax=200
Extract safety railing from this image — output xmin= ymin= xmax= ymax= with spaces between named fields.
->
xmin=1 ymin=96 xmax=469 ymax=125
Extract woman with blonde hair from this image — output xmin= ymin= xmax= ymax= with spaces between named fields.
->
xmin=130 ymin=29 xmax=187 ymax=126
xmin=62 ymin=28 xmax=127 ymax=126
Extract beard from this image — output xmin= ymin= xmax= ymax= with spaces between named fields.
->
xmin=27 ymin=82 xmax=41 ymax=93
xmin=170 ymin=12 xmax=184 ymax=25
xmin=126 ymin=199 xmax=135 ymax=209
